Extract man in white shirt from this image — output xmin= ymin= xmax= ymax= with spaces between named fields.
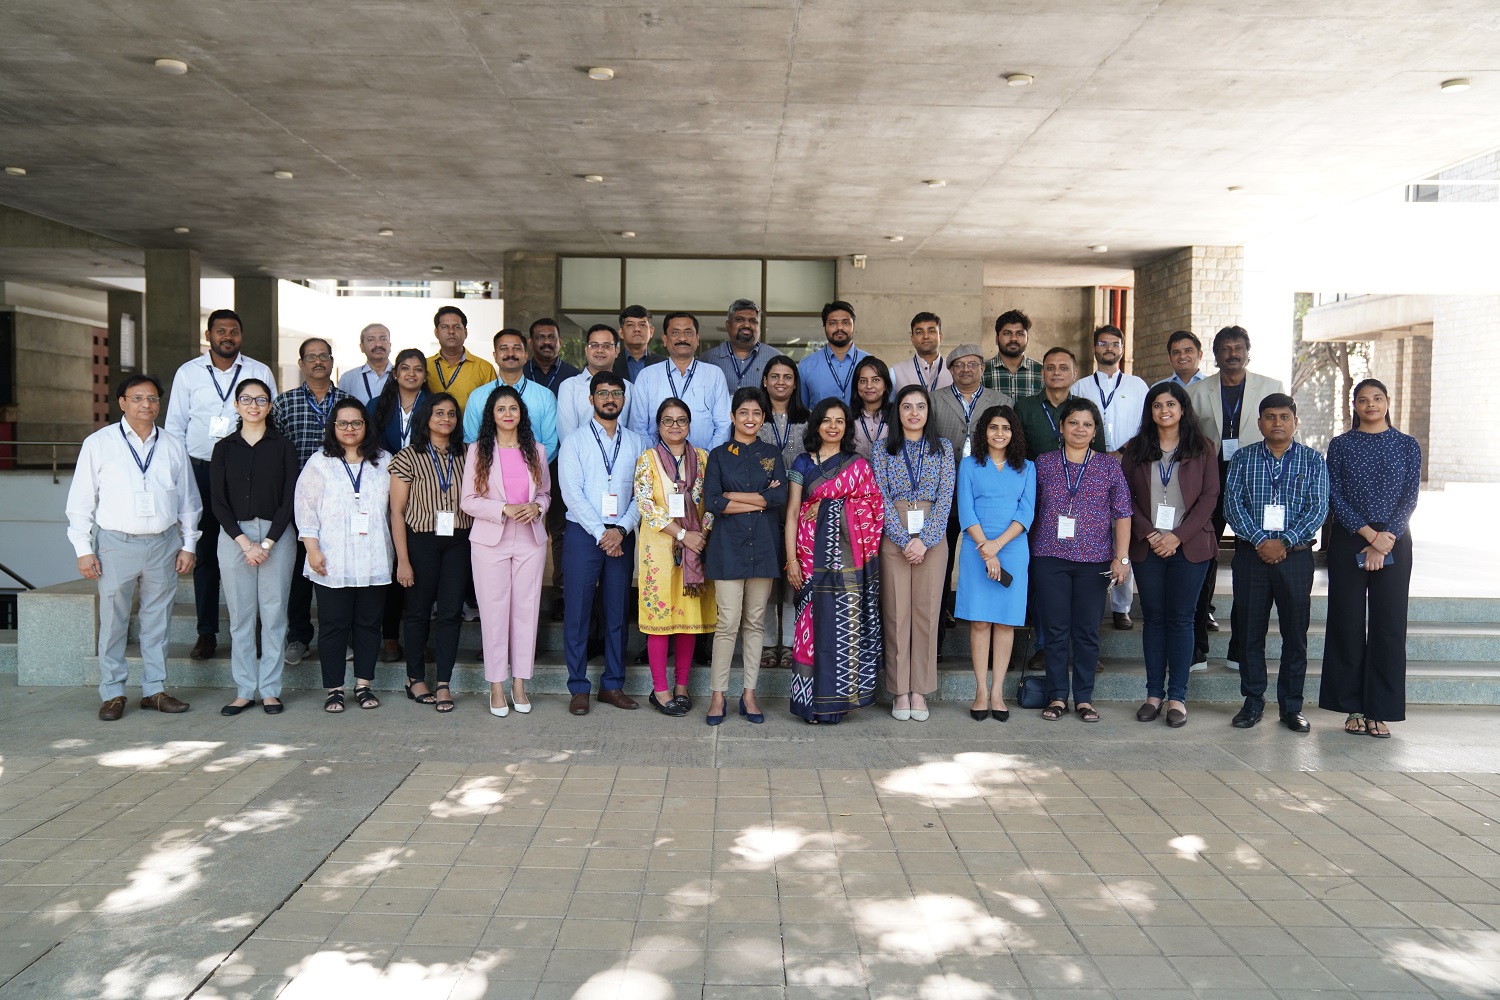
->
xmin=626 ymin=312 xmax=731 ymax=450
xmin=1071 ymin=324 xmax=1150 ymax=629
xmin=890 ymin=311 xmax=953 ymax=393
xmin=336 ymin=322 xmax=393 ymax=404
xmin=68 ymin=375 xmax=201 ymax=720
xmin=163 ymin=308 xmax=276 ymax=661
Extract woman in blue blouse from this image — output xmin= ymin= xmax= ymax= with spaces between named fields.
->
xmin=955 ymin=405 xmax=1035 ymax=722
xmin=870 ymin=385 xmax=955 ymax=721
xmin=1318 ymin=378 xmax=1422 ymax=738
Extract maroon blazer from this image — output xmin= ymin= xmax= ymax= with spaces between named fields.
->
xmin=1120 ymin=451 xmax=1220 ymax=564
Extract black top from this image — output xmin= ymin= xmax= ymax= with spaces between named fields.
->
xmin=209 ymin=426 xmax=299 ymax=543
xmin=702 ymin=438 xmax=788 ymax=579
xmin=1221 ymin=381 xmax=1247 ymax=440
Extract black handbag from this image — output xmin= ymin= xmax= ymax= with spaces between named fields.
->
xmin=1013 ymin=628 xmax=1048 ymax=708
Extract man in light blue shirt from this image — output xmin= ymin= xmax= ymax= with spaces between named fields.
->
xmin=559 ymin=372 xmax=646 ymax=714
xmin=798 ymin=300 xmax=869 ymax=408
xmin=700 ymin=298 xmax=783 ymax=392
xmin=626 ymin=312 xmax=731 ymax=450
xmin=462 ymin=329 xmax=559 ymax=460
xmin=336 ymin=322 xmax=393 ymax=404
xmin=1154 ymin=329 xmax=1206 ymax=389
xmin=558 ymin=324 xmax=633 ymax=443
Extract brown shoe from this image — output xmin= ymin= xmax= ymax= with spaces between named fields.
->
xmin=189 ymin=635 xmax=217 ymax=660
xmin=569 ymin=692 xmax=591 ymax=716
xmin=1112 ymin=612 xmax=1134 ymax=631
xmin=380 ymin=639 xmax=403 ymax=663
xmin=597 ymin=688 xmax=639 ymax=710
xmin=98 ymin=696 xmax=126 ymax=721
xmin=140 ymin=692 xmax=190 ymax=714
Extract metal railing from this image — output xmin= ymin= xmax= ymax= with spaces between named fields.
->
xmin=0 ymin=560 xmax=35 ymax=591
xmin=0 ymin=441 xmax=82 ymax=483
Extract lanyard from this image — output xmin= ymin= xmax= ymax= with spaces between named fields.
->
xmin=727 ymin=346 xmax=760 ymax=387
xmin=915 ymin=356 xmax=943 ymax=391
xmin=770 ymin=412 xmax=791 ymax=453
xmin=341 ymin=458 xmax=365 ymax=497
xmin=1093 ymin=371 xmax=1122 ymax=413
xmin=397 ymin=405 xmax=414 ymax=447
xmin=951 ymin=386 xmax=979 ymax=428
xmin=1041 ymin=398 xmax=1061 ymax=437
xmin=1223 ymin=383 xmax=1244 ymax=432
xmin=361 ymin=367 xmax=385 ymax=400
xmin=901 ymin=440 xmax=927 ymax=492
xmin=1158 ymin=448 xmax=1177 ymax=487
xmin=823 ymin=348 xmax=854 ymax=397
xmin=120 ymin=423 xmax=158 ymax=481
xmin=428 ymin=444 xmax=454 ymax=497
xmin=207 ymin=363 xmax=241 ymax=405
xmin=664 ymin=448 xmax=686 ymax=487
xmin=1262 ymin=448 xmax=1290 ymax=502
xmin=306 ymin=389 xmax=333 ymax=426
xmin=859 ymin=410 xmax=886 ymax=447
xmin=665 ymin=362 xmax=697 ymax=400
xmin=1062 ymin=450 xmax=1093 ymax=510
xmin=434 ymin=356 xmax=465 ymax=390
xmin=589 ymin=422 xmax=624 ymax=476
xmin=525 ymin=361 xmax=562 ymax=391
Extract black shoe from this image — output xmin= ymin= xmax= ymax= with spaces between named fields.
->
xmin=673 ymin=693 xmax=693 ymax=712
xmin=1207 ymin=612 xmax=1220 ymax=632
xmin=648 ymin=692 xmax=686 ymax=717
xmin=220 ymin=700 xmax=255 ymax=716
xmin=1112 ymin=612 xmax=1133 ymax=631
xmin=1231 ymin=703 xmax=1263 ymax=729
xmin=262 ymin=700 xmax=285 ymax=715
xmin=942 ymin=610 xmax=957 ymax=629
xmin=969 ymin=709 xmax=987 ymax=721
xmin=1281 ymin=712 xmax=1311 ymax=733
xmin=634 ymin=647 xmax=650 ymax=664
xmin=991 ymin=709 xmax=1009 ymax=722
xmin=1136 ymin=701 xmax=1161 ymax=722
xmin=190 ymin=635 xmax=217 ymax=660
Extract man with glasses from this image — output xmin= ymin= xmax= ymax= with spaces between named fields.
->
xmin=627 ymin=312 xmax=731 ymax=450
xmin=271 ymin=338 xmax=352 ymax=665
xmin=165 ymin=308 xmax=276 ymax=661
xmin=337 ymin=322 xmax=394 ymax=404
xmin=426 ymin=306 xmax=497 ymax=411
xmin=523 ymin=317 xmax=580 ymax=394
xmin=68 ymin=375 xmax=200 ymax=720
xmin=702 ymin=298 xmax=783 ymax=392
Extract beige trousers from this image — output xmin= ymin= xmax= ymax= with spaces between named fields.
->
xmin=711 ymin=577 xmax=774 ymax=692
xmin=880 ymin=536 xmax=948 ymax=696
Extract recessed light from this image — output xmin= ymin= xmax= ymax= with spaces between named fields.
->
xmin=582 ymin=174 xmax=605 ymax=183
xmin=617 ymin=231 xmax=636 ymax=238
xmin=923 ymin=179 xmax=947 ymax=188
xmin=1088 ymin=244 xmax=1108 ymax=254
xmin=885 ymin=235 xmax=905 ymax=242
xmin=272 ymin=170 xmax=294 ymax=180
xmin=1440 ymin=77 xmax=1471 ymax=92
xmin=1005 ymin=73 xmax=1034 ymax=87
xmin=430 ymin=266 xmax=445 ymax=273
xmin=378 ymin=227 xmax=395 ymax=237
xmin=172 ymin=226 xmax=190 ymax=234
xmin=1227 ymin=185 xmax=1245 ymax=194
xmin=154 ymin=58 xmax=189 ymax=75
xmin=3 ymin=166 xmax=26 ymax=177
xmin=588 ymin=67 xmax=615 ymax=81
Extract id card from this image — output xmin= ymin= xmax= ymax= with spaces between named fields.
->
xmin=1057 ymin=515 xmax=1076 ymax=540
xmin=209 ymin=415 xmax=234 ymax=439
xmin=1154 ymin=504 xmax=1177 ymax=531
xmin=601 ymin=493 xmax=619 ymax=518
xmin=435 ymin=511 xmax=455 ymax=537
xmin=906 ymin=508 xmax=925 ymax=534
xmin=134 ymin=491 xmax=157 ymax=518
xmin=1221 ymin=437 xmax=1240 ymax=461
xmin=962 ymin=437 xmax=972 ymax=458
xmin=351 ymin=511 xmax=371 ymax=535
xmin=1262 ymin=504 xmax=1285 ymax=532
xmin=668 ymin=493 xmax=686 ymax=519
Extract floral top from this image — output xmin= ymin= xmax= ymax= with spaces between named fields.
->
xmin=1326 ymin=427 xmax=1421 ymax=539
xmin=634 ymin=447 xmax=715 ymax=535
xmin=294 ymin=450 xmax=393 ymax=588
xmin=868 ymin=437 xmax=956 ymax=549
xmin=1031 ymin=449 xmax=1132 ymax=563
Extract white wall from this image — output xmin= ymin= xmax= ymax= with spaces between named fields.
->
xmin=0 ymin=471 xmax=79 ymax=590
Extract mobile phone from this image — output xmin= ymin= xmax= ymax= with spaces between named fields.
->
xmin=1000 ymin=567 xmax=1013 ymax=588
xmin=1358 ymin=552 xmax=1395 ymax=569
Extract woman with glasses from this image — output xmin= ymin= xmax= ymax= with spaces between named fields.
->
xmin=389 ymin=392 xmax=470 ymax=714
xmin=848 ymin=356 xmax=893 ymax=461
xmin=295 ymin=399 xmax=392 ymax=713
xmin=209 ymin=378 xmax=298 ymax=715
xmin=633 ymin=398 xmax=716 ymax=716
xmin=757 ymin=356 xmax=809 ymax=671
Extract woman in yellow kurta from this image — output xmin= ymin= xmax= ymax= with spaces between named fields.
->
xmin=633 ymin=398 xmax=716 ymax=716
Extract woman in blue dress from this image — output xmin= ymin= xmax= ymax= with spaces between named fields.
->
xmin=955 ymin=404 xmax=1035 ymax=721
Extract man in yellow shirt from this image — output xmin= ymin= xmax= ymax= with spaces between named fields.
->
xmin=426 ymin=306 xmax=497 ymax=412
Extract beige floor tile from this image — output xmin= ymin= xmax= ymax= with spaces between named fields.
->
xmin=479 ymin=915 xmax=562 ymax=949
xmin=329 ymin=911 xmax=418 ymax=943
xmin=404 ymin=912 xmax=488 ymax=947
xmin=566 ymin=891 xmax=639 ymax=921
xmin=555 ymin=917 xmax=635 ymax=949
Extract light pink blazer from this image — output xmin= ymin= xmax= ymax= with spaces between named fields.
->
xmin=460 ymin=442 xmax=552 ymax=548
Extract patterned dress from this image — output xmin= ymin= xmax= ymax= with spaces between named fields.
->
xmin=787 ymin=452 xmax=884 ymax=722
xmin=633 ymin=448 xmax=716 ymax=635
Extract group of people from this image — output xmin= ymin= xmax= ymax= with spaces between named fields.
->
xmin=65 ymin=298 xmax=1420 ymax=738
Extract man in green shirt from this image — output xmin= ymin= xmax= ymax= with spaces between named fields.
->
xmin=1014 ymin=346 xmax=1105 ymax=459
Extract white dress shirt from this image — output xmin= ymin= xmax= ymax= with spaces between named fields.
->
xmin=337 ymin=363 xmax=391 ymax=405
xmin=626 ymin=359 xmax=731 ymax=450
xmin=164 ymin=353 xmax=278 ymax=461
xmin=558 ymin=370 xmax=633 ymax=445
xmin=1071 ymin=370 xmax=1150 ymax=452
xmin=66 ymin=419 xmax=202 ymax=556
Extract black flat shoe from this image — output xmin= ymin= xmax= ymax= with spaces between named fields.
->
xmin=649 ymin=693 xmax=687 ymax=717
xmin=262 ymin=700 xmax=284 ymax=715
xmin=1136 ymin=702 xmax=1161 ymax=722
xmin=991 ymin=709 xmax=1010 ymax=722
xmin=220 ymin=700 xmax=255 ymax=716
xmin=673 ymin=693 xmax=693 ymax=712
xmin=969 ymin=708 xmax=988 ymax=721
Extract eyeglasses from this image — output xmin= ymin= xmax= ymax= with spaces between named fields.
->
xmin=594 ymin=390 xmax=626 ymax=400
xmin=236 ymin=395 xmax=270 ymax=406
xmin=334 ymin=420 xmax=365 ymax=430
xmin=124 ymin=394 xmax=160 ymax=404
xmin=951 ymin=361 xmax=982 ymax=373
xmin=659 ymin=416 xmax=690 ymax=427
xmin=302 ymin=352 xmax=333 ymax=363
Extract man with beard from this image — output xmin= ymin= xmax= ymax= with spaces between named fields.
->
xmin=627 ymin=312 xmax=731 ymax=450
xmin=337 ymin=322 xmax=394 ymax=404
xmin=798 ymin=300 xmax=869 ymax=408
xmin=558 ymin=372 xmax=647 ymax=714
xmin=983 ymin=309 xmax=1045 ymax=400
xmin=702 ymin=298 xmax=782 ymax=392
xmin=612 ymin=304 xmax=666 ymax=382
xmin=522 ymin=317 xmax=580 ymax=394
xmin=890 ymin=312 xmax=952 ymax=392
xmin=165 ymin=308 xmax=277 ymax=661
xmin=463 ymin=329 xmax=559 ymax=460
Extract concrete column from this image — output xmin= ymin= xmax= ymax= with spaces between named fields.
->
xmin=105 ymin=289 xmax=143 ymax=419
xmin=233 ymin=276 xmax=280 ymax=373
xmin=144 ymin=248 xmax=200 ymax=386
xmin=834 ymin=257 xmax=983 ymax=366
xmin=503 ymin=250 xmax=558 ymax=337
xmin=1132 ymin=246 xmax=1243 ymax=384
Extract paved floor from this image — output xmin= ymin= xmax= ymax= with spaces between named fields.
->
xmin=2 ymin=678 xmax=1499 ymax=1000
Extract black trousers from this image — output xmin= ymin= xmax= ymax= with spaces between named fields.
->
xmin=314 ymin=583 xmax=385 ymax=688
xmin=403 ymin=529 xmax=472 ymax=684
xmin=1033 ymin=556 xmax=1111 ymax=706
xmin=1232 ymin=543 xmax=1313 ymax=716
xmin=383 ymin=567 xmax=403 ymax=642
xmin=287 ymin=541 xmax=315 ymax=646
xmin=190 ymin=459 xmax=220 ymax=636
xmin=1318 ymin=525 xmax=1412 ymax=721
xmin=1194 ymin=457 xmax=1245 ymax=663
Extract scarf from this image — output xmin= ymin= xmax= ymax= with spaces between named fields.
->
xmin=655 ymin=440 xmax=706 ymax=594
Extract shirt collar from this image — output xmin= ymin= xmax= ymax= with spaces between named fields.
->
xmin=119 ymin=417 xmax=158 ymax=447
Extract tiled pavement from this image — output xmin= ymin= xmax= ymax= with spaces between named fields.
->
xmin=2 ymin=678 xmax=1499 ymax=999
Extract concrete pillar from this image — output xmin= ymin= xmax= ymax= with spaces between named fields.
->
xmin=106 ymin=289 xmax=143 ymax=420
xmin=834 ymin=257 xmax=983 ymax=366
xmin=233 ymin=276 xmax=280 ymax=373
xmin=1132 ymin=246 xmax=1243 ymax=384
xmin=144 ymin=248 xmax=200 ymax=386
xmin=503 ymin=250 xmax=558 ymax=337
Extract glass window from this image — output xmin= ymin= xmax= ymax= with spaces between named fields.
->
xmin=560 ymin=258 xmax=622 ymax=311
xmin=625 ymin=259 xmax=761 ymax=313
xmin=766 ymin=260 xmax=835 ymax=313
xmin=762 ymin=316 xmax=827 ymax=361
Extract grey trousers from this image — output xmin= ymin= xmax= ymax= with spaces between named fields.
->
xmin=218 ymin=519 xmax=294 ymax=699
xmin=96 ymin=528 xmax=178 ymax=701
xmin=711 ymin=578 xmax=773 ymax=692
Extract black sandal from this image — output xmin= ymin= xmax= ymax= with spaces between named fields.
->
xmin=1041 ymin=701 xmax=1066 ymax=721
xmin=434 ymin=684 xmax=455 ymax=714
xmin=323 ymin=690 xmax=345 ymax=714
xmin=405 ymin=679 xmax=436 ymax=705
xmin=353 ymin=686 xmax=380 ymax=710
xmin=1076 ymin=704 xmax=1100 ymax=723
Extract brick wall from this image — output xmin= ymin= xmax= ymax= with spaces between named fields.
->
xmin=1132 ymin=246 xmax=1244 ymax=384
xmin=1429 ymin=295 xmax=1500 ymax=485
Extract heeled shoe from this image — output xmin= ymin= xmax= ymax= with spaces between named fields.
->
xmin=488 ymin=689 xmax=509 ymax=718
xmin=738 ymin=694 xmax=764 ymax=724
xmin=969 ymin=708 xmax=988 ymax=721
xmin=991 ymin=709 xmax=1010 ymax=722
xmin=406 ymin=680 xmax=436 ymax=705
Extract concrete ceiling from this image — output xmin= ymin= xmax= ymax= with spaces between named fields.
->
xmin=1 ymin=0 xmax=1497 ymax=283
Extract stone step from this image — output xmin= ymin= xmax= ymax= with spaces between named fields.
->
xmin=85 ymin=644 xmax=1500 ymax=706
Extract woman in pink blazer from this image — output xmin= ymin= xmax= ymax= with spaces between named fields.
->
xmin=461 ymin=385 xmax=552 ymax=718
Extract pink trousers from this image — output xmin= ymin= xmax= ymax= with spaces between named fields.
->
xmin=472 ymin=530 xmax=546 ymax=682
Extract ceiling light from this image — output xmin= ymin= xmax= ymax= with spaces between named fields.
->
xmin=1088 ymin=244 xmax=1108 ymax=253
xmin=272 ymin=170 xmax=294 ymax=180
xmin=3 ymin=166 xmax=26 ymax=176
xmin=582 ymin=174 xmax=605 ymax=183
xmin=1005 ymin=73 xmax=1034 ymax=87
xmin=923 ymin=179 xmax=947 ymax=188
xmin=377 ymin=227 xmax=395 ymax=236
xmin=1227 ymin=185 xmax=1245 ymax=194
xmin=1440 ymin=78 xmax=1471 ymax=92
xmin=154 ymin=58 xmax=189 ymax=75
xmin=172 ymin=226 xmax=190 ymax=234
xmin=885 ymin=235 xmax=904 ymax=242
xmin=430 ymin=266 xmax=445 ymax=273
xmin=617 ymin=231 xmax=636 ymax=238
xmin=588 ymin=67 xmax=615 ymax=81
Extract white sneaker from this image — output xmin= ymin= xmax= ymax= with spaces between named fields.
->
xmin=1190 ymin=660 xmax=1208 ymax=672
xmin=1225 ymin=660 xmax=1240 ymax=672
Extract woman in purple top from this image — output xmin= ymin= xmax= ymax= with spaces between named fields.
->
xmin=1030 ymin=398 xmax=1132 ymax=722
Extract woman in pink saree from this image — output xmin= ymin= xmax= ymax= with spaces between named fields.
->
xmin=783 ymin=399 xmax=885 ymax=723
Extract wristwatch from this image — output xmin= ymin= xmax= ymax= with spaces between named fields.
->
xmin=675 ymin=528 xmax=687 ymax=542
xmin=1116 ymin=555 xmax=1129 ymax=565
xmin=261 ymin=539 xmax=274 ymax=551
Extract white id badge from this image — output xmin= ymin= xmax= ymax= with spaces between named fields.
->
xmin=906 ymin=508 xmax=925 ymax=534
xmin=435 ymin=511 xmax=455 ymax=537
xmin=1154 ymin=504 xmax=1177 ymax=531
xmin=134 ymin=491 xmax=156 ymax=518
xmin=209 ymin=415 xmax=234 ymax=439
xmin=668 ymin=493 xmax=686 ymax=519
xmin=1057 ymin=515 xmax=1076 ymax=540
xmin=1221 ymin=438 xmax=1240 ymax=461
xmin=962 ymin=437 xmax=972 ymax=458
xmin=351 ymin=511 xmax=371 ymax=535
xmin=602 ymin=493 xmax=619 ymax=518
xmin=1262 ymin=504 xmax=1286 ymax=532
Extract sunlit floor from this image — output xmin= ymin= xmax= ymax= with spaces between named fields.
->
xmin=1 ymin=675 xmax=1498 ymax=1000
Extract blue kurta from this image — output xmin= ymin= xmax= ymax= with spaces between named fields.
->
xmin=954 ymin=455 xmax=1036 ymax=626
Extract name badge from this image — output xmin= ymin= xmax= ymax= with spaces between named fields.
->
xmin=209 ymin=415 xmax=234 ymax=439
xmin=668 ymin=493 xmax=686 ymax=519
xmin=1154 ymin=504 xmax=1177 ymax=532
xmin=351 ymin=511 xmax=371 ymax=535
xmin=1262 ymin=504 xmax=1285 ymax=532
xmin=134 ymin=491 xmax=157 ymax=518
xmin=962 ymin=437 xmax=972 ymax=458
xmin=906 ymin=508 xmax=925 ymax=534
xmin=1057 ymin=515 xmax=1076 ymax=540
xmin=602 ymin=493 xmax=619 ymax=518
xmin=435 ymin=511 xmax=455 ymax=537
xmin=1221 ymin=437 xmax=1240 ymax=461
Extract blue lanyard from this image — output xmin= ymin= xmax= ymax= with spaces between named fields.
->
xmin=1158 ymin=449 xmax=1177 ymax=487
xmin=901 ymin=440 xmax=927 ymax=492
xmin=727 ymin=346 xmax=759 ymax=387
xmin=915 ymin=356 xmax=943 ymax=391
xmin=207 ymin=363 xmax=241 ymax=404
xmin=341 ymin=458 xmax=365 ymax=497
xmin=306 ymin=389 xmax=333 ymax=426
xmin=119 ymin=423 xmax=158 ymax=480
xmin=589 ymin=422 xmax=624 ymax=476
xmin=1223 ymin=383 xmax=1244 ymax=431
xmin=434 ymin=356 xmax=465 ymax=390
xmin=1093 ymin=371 xmax=1122 ymax=413
xmin=361 ymin=368 xmax=384 ymax=400
xmin=1041 ymin=398 xmax=1061 ymax=437
xmin=951 ymin=386 xmax=979 ymax=427
xmin=823 ymin=348 xmax=854 ymax=397
xmin=770 ymin=413 xmax=791 ymax=453
xmin=1262 ymin=448 xmax=1290 ymax=502
xmin=397 ymin=404 xmax=415 ymax=448
xmin=428 ymin=445 xmax=454 ymax=496
xmin=666 ymin=362 xmax=697 ymax=400
xmin=1063 ymin=449 xmax=1093 ymax=500
xmin=525 ymin=361 xmax=562 ymax=391
xmin=859 ymin=410 xmax=886 ymax=447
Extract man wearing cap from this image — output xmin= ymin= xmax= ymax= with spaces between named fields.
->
xmin=798 ymin=300 xmax=870 ymax=408
xmin=701 ymin=298 xmax=783 ymax=392
xmin=890 ymin=312 xmax=953 ymax=393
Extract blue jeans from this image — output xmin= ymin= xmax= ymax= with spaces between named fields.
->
xmin=562 ymin=521 xmax=635 ymax=695
xmin=1135 ymin=550 xmax=1211 ymax=703
xmin=1032 ymin=556 xmax=1110 ymax=706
